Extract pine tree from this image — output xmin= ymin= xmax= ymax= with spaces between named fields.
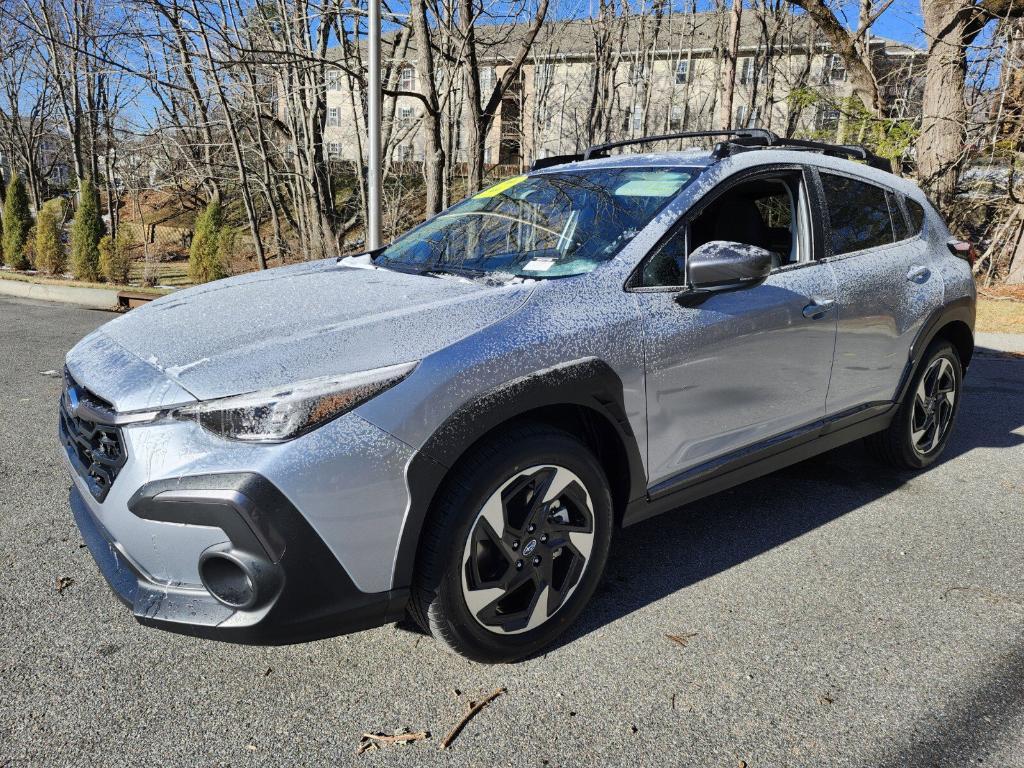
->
xmin=2 ymin=173 xmax=34 ymax=270
xmin=71 ymin=178 xmax=102 ymax=281
xmin=99 ymin=227 xmax=135 ymax=284
xmin=188 ymin=197 xmax=228 ymax=284
xmin=34 ymin=198 xmax=66 ymax=275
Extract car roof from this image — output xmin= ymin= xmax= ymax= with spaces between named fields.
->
xmin=530 ymin=146 xmax=929 ymax=205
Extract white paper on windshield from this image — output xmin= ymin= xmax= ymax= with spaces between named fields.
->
xmin=524 ymin=258 xmax=556 ymax=272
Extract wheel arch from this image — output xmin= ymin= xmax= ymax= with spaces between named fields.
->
xmin=932 ymin=319 xmax=974 ymax=371
xmin=896 ymin=296 xmax=975 ymax=403
xmin=390 ymin=358 xmax=646 ymax=589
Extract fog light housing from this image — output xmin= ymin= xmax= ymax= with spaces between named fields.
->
xmin=199 ymin=551 xmax=260 ymax=610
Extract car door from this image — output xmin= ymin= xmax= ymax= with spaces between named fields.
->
xmin=632 ymin=166 xmax=838 ymax=487
xmin=815 ymin=169 xmax=945 ymax=414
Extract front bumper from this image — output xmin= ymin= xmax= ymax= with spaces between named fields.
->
xmin=70 ymin=473 xmax=408 ymax=644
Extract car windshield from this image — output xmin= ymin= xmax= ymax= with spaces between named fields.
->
xmin=375 ymin=167 xmax=701 ymax=279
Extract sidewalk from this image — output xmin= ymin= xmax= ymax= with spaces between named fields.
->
xmin=0 ymin=275 xmax=120 ymax=310
xmin=976 ymin=332 xmax=1024 ymax=355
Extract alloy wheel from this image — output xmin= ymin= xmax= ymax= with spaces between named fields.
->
xmin=460 ymin=465 xmax=596 ymax=635
xmin=910 ymin=356 xmax=957 ymax=456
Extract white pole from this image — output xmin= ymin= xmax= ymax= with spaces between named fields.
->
xmin=367 ymin=0 xmax=382 ymax=250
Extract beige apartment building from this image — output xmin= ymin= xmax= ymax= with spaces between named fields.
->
xmin=322 ymin=12 xmax=923 ymax=172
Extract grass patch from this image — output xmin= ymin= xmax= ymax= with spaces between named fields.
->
xmin=977 ymin=296 xmax=1024 ymax=334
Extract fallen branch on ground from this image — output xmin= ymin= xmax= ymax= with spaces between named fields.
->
xmin=355 ymin=729 xmax=430 ymax=754
xmin=665 ymin=632 xmax=698 ymax=648
xmin=440 ymin=687 xmax=506 ymax=750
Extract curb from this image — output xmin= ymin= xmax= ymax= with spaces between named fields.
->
xmin=0 ymin=277 xmax=120 ymax=310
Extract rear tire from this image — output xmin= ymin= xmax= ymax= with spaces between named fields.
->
xmin=868 ymin=339 xmax=962 ymax=470
xmin=409 ymin=423 xmax=613 ymax=663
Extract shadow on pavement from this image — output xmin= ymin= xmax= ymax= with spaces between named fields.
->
xmin=554 ymin=349 xmax=1024 ymax=649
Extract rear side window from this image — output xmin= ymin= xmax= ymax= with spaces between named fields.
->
xmin=888 ymin=191 xmax=911 ymax=240
xmin=905 ymin=198 xmax=926 ymax=235
xmin=820 ymin=172 xmax=895 ymax=255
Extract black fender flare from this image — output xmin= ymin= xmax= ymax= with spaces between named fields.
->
xmin=895 ymin=295 xmax=975 ymax=403
xmin=391 ymin=357 xmax=646 ymax=588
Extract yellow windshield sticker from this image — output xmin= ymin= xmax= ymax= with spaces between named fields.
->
xmin=475 ymin=175 xmax=527 ymax=199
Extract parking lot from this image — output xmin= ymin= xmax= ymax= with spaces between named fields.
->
xmin=2 ymin=294 xmax=1023 ymax=767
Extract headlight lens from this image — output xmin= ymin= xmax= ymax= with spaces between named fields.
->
xmin=172 ymin=361 xmax=417 ymax=442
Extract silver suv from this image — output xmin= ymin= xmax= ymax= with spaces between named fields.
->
xmin=61 ymin=131 xmax=975 ymax=662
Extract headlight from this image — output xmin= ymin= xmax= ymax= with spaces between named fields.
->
xmin=172 ymin=362 xmax=417 ymax=442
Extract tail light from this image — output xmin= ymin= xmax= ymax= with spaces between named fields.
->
xmin=947 ymin=240 xmax=975 ymax=265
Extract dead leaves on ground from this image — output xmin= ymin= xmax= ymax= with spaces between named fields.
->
xmin=56 ymin=576 xmax=74 ymax=594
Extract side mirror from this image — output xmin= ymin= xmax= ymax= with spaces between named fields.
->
xmin=687 ymin=240 xmax=773 ymax=292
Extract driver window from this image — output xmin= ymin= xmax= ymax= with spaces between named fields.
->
xmin=640 ymin=173 xmax=807 ymax=288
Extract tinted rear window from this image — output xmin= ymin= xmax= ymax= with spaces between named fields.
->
xmin=820 ymin=172 xmax=896 ymax=255
xmin=906 ymin=198 xmax=926 ymax=235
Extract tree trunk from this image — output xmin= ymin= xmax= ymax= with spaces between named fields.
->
xmin=1006 ymin=212 xmax=1024 ymax=284
xmin=918 ymin=0 xmax=970 ymax=210
xmin=718 ymin=0 xmax=741 ymax=130
xmin=409 ymin=0 xmax=445 ymax=216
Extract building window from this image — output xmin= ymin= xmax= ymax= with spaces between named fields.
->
xmin=326 ymin=107 xmax=340 ymax=127
xmin=484 ymin=146 xmax=492 ymax=164
xmin=669 ymin=103 xmax=687 ymax=131
xmin=739 ymin=58 xmax=764 ymax=86
xmin=397 ymin=105 xmax=415 ymax=129
xmin=675 ymin=59 xmax=689 ymax=84
xmin=815 ymin=106 xmax=841 ymax=131
xmin=328 ymin=142 xmax=342 ymax=158
xmin=326 ymin=69 xmax=341 ymax=92
xmin=827 ymin=54 xmax=847 ymax=82
xmin=735 ymin=104 xmax=747 ymax=127
xmin=398 ymin=66 xmax=415 ymax=90
xmin=395 ymin=144 xmax=413 ymax=161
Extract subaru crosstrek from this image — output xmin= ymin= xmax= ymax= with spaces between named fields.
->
xmin=61 ymin=131 xmax=975 ymax=662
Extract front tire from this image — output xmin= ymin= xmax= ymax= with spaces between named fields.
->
xmin=409 ymin=423 xmax=613 ymax=663
xmin=868 ymin=339 xmax=962 ymax=469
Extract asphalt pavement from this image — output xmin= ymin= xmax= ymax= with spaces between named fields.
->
xmin=2 ymin=295 xmax=1023 ymax=767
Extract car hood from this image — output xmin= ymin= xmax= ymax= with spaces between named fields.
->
xmin=66 ymin=258 xmax=534 ymax=411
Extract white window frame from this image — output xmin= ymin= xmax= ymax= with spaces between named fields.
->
xmin=675 ymin=59 xmax=689 ymax=85
xmin=827 ymin=54 xmax=847 ymax=83
xmin=398 ymin=66 xmax=416 ymax=91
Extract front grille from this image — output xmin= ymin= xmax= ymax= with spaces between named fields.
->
xmin=59 ymin=370 xmax=127 ymax=501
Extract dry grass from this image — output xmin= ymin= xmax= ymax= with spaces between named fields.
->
xmin=977 ymin=295 xmax=1024 ymax=334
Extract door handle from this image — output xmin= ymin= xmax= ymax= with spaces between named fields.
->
xmin=802 ymin=299 xmax=835 ymax=320
xmin=906 ymin=265 xmax=931 ymax=283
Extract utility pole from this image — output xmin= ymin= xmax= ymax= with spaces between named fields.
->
xmin=367 ymin=0 xmax=382 ymax=249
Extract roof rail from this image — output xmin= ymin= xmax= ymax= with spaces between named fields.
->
xmin=528 ymin=129 xmax=892 ymax=173
xmin=757 ymin=136 xmax=892 ymax=171
xmin=582 ymin=129 xmax=777 ymax=160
